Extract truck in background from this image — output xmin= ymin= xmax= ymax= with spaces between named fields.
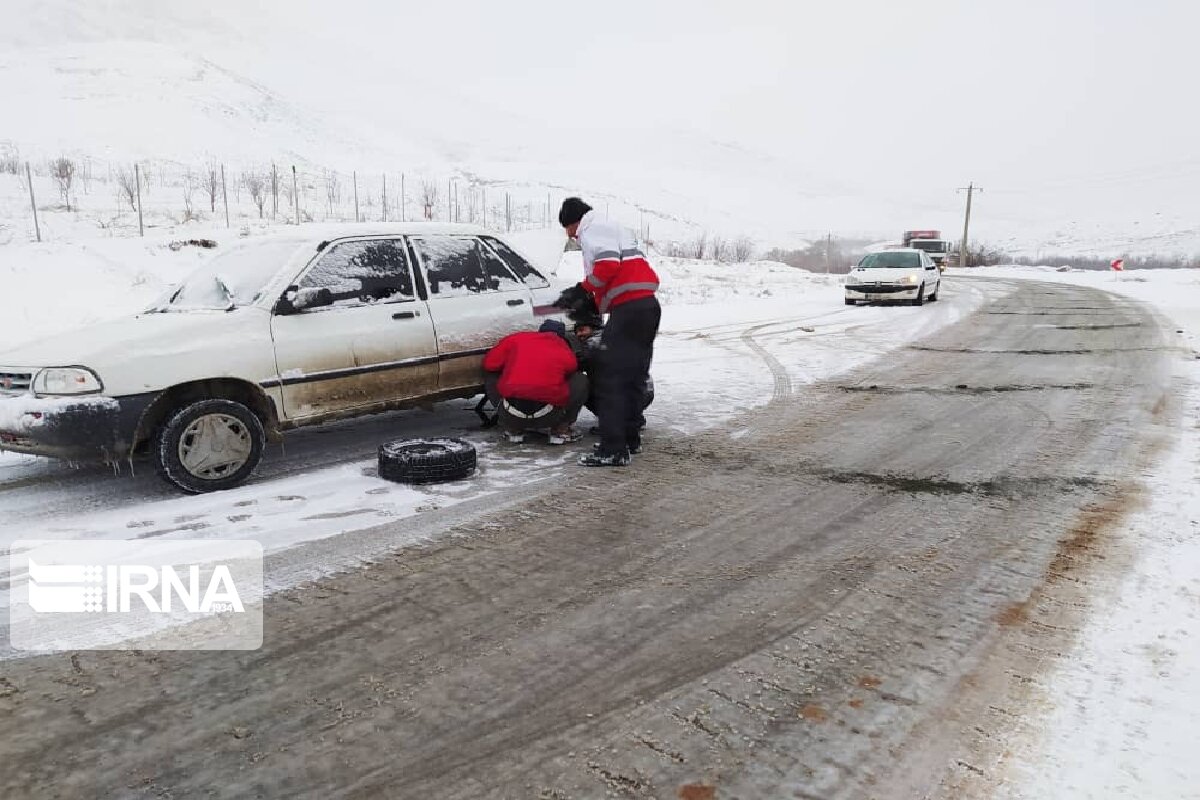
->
xmin=902 ymin=230 xmax=950 ymax=271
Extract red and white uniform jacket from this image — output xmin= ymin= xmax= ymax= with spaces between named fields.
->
xmin=576 ymin=211 xmax=659 ymax=313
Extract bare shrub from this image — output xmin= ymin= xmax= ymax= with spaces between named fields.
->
xmin=204 ymin=161 xmax=220 ymax=213
xmin=50 ymin=157 xmax=76 ymax=211
xmin=182 ymin=170 xmax=200 ymax=222
xmin=731 ymin=236 xmax=755 ymax=261
xmin=245 ymin=172 xmax=268 ymax=218
xmin=421 ymin=180 xmax=440 ymax=220
xmin=710 ymin=235 xmax=729 ymax=263
xmin=116 ymin=166 xmax=138 ymax=212
xmin=0 ymin=143 xmax=19 ymax=175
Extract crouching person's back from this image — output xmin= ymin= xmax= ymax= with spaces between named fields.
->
xmin=482 ymin=320 xmax=587 ymax=445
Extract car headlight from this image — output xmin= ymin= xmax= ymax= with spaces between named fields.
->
xmin=33 ymin=367 xmax=103 ymax=396
xmin=902 ymin=274 xmax=920 ymax=284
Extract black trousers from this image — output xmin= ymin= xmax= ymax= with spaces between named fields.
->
xmin=596 ymin=296 xmax=661 ymax=455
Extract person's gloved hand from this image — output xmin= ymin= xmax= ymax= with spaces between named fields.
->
xmin=552 ymin=283 xmax=590 ymax=310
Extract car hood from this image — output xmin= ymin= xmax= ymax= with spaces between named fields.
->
xmin=0 ymin=309 xmax=268 ymax=369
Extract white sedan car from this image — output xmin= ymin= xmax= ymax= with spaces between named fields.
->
xmin=845 ymin=249 xmax=942 ymax=306
xmin=0 ymin=224 xmax=566 ymax=492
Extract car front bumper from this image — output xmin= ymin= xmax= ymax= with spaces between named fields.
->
xmin=845 ymin=284 xmax=921 ymax=301
xmin=0 ymin=393 xmax=154 ymax=461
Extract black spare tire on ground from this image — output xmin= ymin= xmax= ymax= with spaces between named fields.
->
xmin=378 ymin=438 xmax=477 ymax=484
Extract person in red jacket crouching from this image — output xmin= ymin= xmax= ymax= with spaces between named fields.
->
xmin=482 ymin=320 xmax=588 ymax=445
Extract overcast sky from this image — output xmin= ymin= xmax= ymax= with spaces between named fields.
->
xmin=217 ymin=0 xmax=1199 ymax=221
xmin=8 ymin=0 xmax=1200 ymax=240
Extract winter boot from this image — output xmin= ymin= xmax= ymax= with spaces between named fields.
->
xmin=579 ymin=450 xmax=630 ymax=467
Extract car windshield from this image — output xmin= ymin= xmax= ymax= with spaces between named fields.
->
xmin=858 ymin=252 xmax=921 ymax=268
xmin=909 ymin=240 xmax=946 ymax=252
xmin=152 ymin=239 xmax=305 ymax=311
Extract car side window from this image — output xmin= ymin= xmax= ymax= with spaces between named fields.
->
xmin=297 ymin=239 xmax=415 ymax=308
xmin=481 ymin=236 xmax=550 ymax=288
xmin=411 ymin=236 xmax=515 ymax=297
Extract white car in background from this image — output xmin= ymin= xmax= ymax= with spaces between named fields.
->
xmin=0 ymin=224 xmax=566 ymax=493
xmin=844 ymin=249 xmax=941 ymax=306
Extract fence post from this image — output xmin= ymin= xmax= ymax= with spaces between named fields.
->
xmin=220 ymin=163 xmax=230 ymax=228
xmin=135 ymin=163 xmax=145 ymax=237
xmin=401 ymin=173 xmax=406 ymax=222
xmin=272 ymin=162 xmax=278 ymax=220
xmin=25 ymin=162 xmax=41 ymax=242
xmin=292 ymin=165 xmax=300 ymax=224
xmin=382 ymin=174 xmax=388 ymax=222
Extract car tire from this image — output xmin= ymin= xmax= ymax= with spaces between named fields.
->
xmin=155 ymin=398 xmax=266 ymax=493
xmin=378 ymin=437 xmax=477 ymax=484
xmin=928 ymin=282 xmax=940 ymax=301
xmin=912 ymin=286 xmax=926 ymax=307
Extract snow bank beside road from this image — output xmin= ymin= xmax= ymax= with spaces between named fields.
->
xmin=961 ymin=266 xmax=1200 ymax=800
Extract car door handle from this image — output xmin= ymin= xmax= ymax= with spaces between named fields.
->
xmin=506 ymin=298 xmax=526 ymax=307
xmin=392 ymin=310 xmax=419 ymax=320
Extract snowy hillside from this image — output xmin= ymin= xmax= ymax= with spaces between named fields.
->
xmin=0 ymin=43 xmax=444 ymax=170
xmin=2 ymin=1 xmax=1199 ymax=256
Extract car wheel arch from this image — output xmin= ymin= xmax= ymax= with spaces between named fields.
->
xmin=132 ymin=378 xmax=281 ymax=452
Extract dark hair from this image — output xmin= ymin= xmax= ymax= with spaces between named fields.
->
xmin=558 ymin=197 xmax=593 ymax=228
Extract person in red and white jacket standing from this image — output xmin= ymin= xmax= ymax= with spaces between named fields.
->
xmin=556 ymin=197 xmax=661 ymax=467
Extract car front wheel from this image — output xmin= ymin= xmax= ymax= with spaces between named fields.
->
xmin=911 ymin=285 xmax=925 ymax=306
xmin=154 ymin=398 xmax=266 ymax=493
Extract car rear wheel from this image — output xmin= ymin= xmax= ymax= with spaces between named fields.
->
xmin=155 ymin=399 xmax=266 ymax=493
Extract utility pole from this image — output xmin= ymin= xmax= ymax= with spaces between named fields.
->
xmin=957 ymin=182 xmax=982 ymax=267
xmin=825 ymin=232 xmax=832 ymax=274
xmin=271 ymin=162 xmax=278 ymax=220
xmin=401 ymin=173 xmax=406 ymax=222
xmin=135 ymin=163 xmax=145 ymax=236
xmin=382 ymin=174 xmax=388 ymax=222
xmin=448 ymin=178 xmax=453 ymax=222
xmin=25 ymin=162 xmax=40 ymax=242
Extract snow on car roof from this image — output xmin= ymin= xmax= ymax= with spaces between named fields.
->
xmin=254 ymin=222 xmax=493 ymax=246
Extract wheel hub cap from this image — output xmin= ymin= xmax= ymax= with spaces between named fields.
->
xmin=178 ymin=413 xmax=252 ymax=479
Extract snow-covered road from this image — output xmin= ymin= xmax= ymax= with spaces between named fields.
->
xmin=0 ymin=244 xmax=988 ymax=656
